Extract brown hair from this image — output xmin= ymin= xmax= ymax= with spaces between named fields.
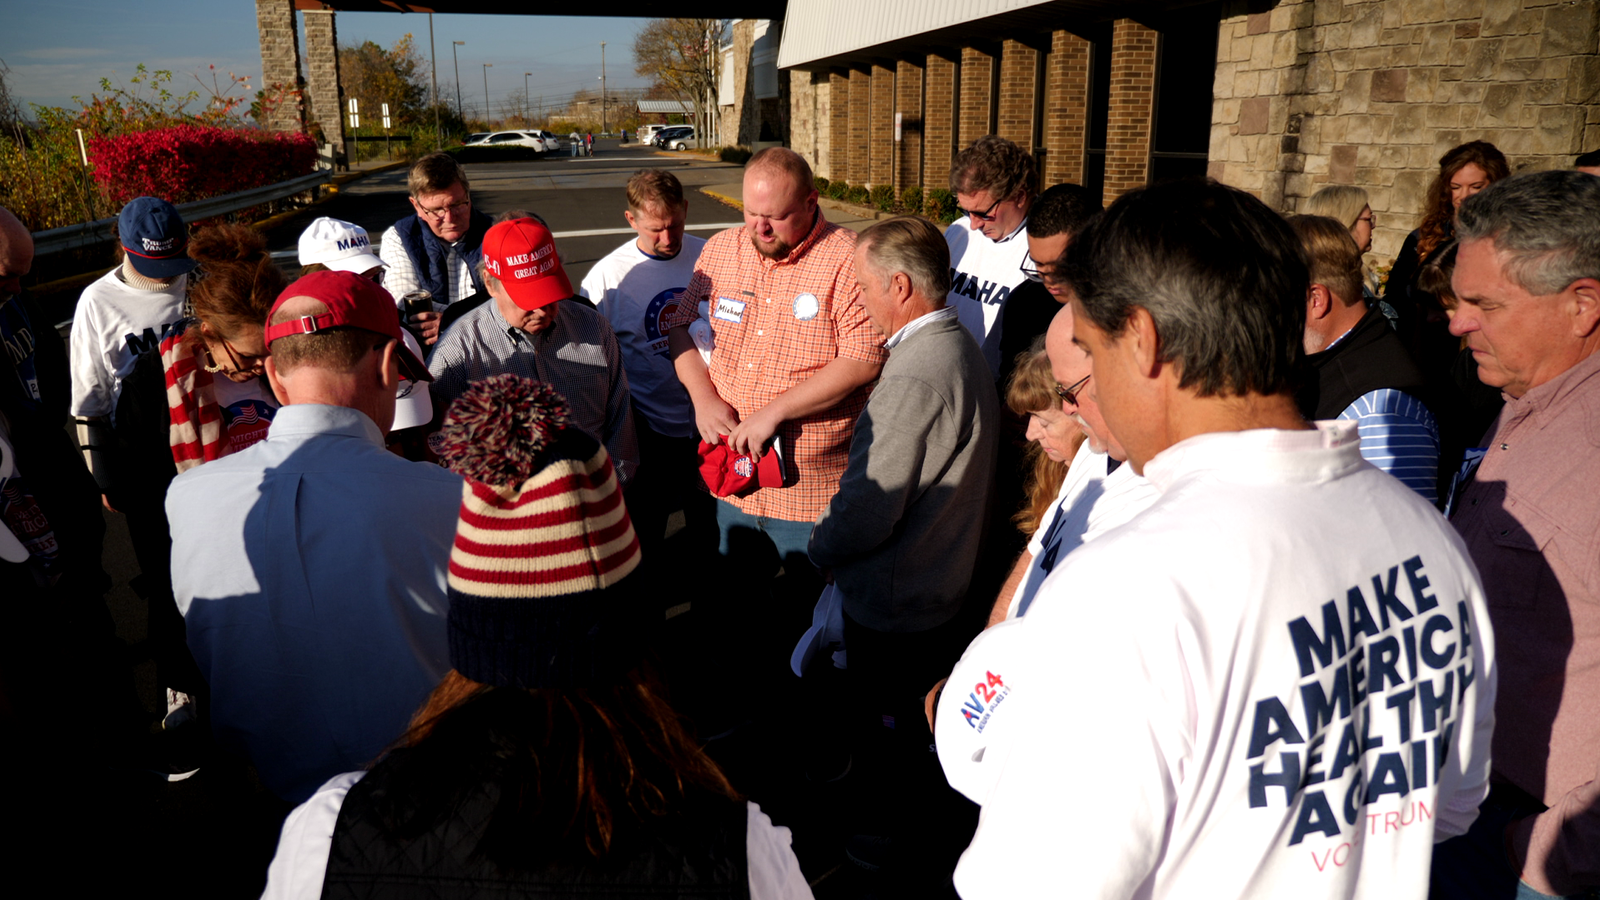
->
xmin=1416 ymin=239 xmax=1460 ymax=310
xmin=746 ymin=146 xmax=814 ymax=195
xmin=951 ymin=135 xmax=1038 ymax=203
xmin=377 ymin=668 xmax=740 ymax=867
xmin=267 ymin=299 xmax=386 ymax=373
xmin=1416 ymin=140 xmax=1509 ymax=261
xmin=408 ymin=151 xmax=471 ymax=198
xmin=1005 ymin=341 xmax=1074 ymax=535
xmin=625 ymin=169 xmax=686 ymax=213
xmin=1289 ymin=215 xmax=1364 ymax=307
xmin=185 ymin=224 xmax=286 ymax=342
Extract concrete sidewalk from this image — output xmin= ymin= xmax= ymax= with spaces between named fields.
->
xmin=700 ymin=180 xmax=881 ymax=234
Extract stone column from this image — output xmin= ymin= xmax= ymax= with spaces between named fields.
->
xmin=829 ymin=71 xmax=850 ymax=184
xmin=1043 ymin=29 xmax=1091 ymax=187
xmin=895 ymin=58 xmax=925 ymax=196
xmin=869 ymin=62 xmax=895 ymax=187
xmin=848 ymin=68 xmax=871 ymax=186
xmin=997 ymin=39 xmax=1039 ymax=150
xmin=923 ymin=52 xmax=959 ymax=192
xmin=1103 ymin=19 xmax=1159 ymax=206
xmin=958 ymin=46 xmax=995 ymax=148
xmin=303 ymin=10 xmax=344 ymax=159
xmin=254 ymin=0 xmax=303 ymax=133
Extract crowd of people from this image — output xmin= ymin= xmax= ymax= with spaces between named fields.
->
xmin=0 ymin=133 xmax=1596 ymax=899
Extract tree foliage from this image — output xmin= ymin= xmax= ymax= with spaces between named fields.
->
xmin=633 ymin=18 xmax=725 ymax=143
xmin=338 ymin=33 xmax=429 ymax=127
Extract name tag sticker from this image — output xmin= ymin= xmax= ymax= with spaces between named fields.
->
xmin=793 ymin=292 xmax=820 ymax=321
xmin=712 ymin=297 xmax=745 ymax=324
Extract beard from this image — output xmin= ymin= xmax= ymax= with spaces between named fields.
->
xmin=749 ymin=230 xmax=795 ymax=261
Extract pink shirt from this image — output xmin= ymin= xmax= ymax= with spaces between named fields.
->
xmin=1452 ymin=348 xmax=1600 ymax=894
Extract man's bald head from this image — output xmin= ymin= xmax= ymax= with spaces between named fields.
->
xmin=745 ymin=146 xmax=813 ymax=195
xmin=1045 ymin=300 xmax=1126 ymax=460
xmin=0 ymin=207 xmax=33 ymax=300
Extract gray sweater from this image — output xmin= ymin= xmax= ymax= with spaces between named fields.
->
xmin=809 ymin=315 xmax=998 ymax=632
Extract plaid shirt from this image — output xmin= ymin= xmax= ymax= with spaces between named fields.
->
xmin=666 ymin=211 xmax=886 ymax=523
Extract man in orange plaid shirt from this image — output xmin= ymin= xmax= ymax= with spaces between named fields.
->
xmin=666 ymin=147 xmax=886 ymax=669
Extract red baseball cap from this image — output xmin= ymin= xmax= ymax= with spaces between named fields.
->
xmin=481 ymin=218 xmax=573 ymax=310
xmin=697 ymin=439 xmax=786 ymax=497
xmin=264 ymin=270 xmax=433 ymax=383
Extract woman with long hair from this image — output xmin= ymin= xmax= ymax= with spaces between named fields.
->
xmin=106 ymin=223 xmax=286 ymax=751
xmin=1305 ymin=185 xmax=1397 ymax=328
xmin=1383 ymin=140 xmax=1509 ymax=368
xmin=1006 ymin=340 xmax=1085 ymax=537
xmin=262 ymin=375 xmax=812 ymax=899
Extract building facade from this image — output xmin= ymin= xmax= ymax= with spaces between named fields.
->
xmin=778 ymin=0 xmax=1599 ymax=265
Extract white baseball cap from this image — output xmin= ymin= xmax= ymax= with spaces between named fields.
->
xmin=391 ymin=329 xmax=435 ymax=431
xmin=297 ymin=217 xmax=386 ymax=275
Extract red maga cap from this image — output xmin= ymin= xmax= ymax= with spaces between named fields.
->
xmin=264 ymin=270 xmax=432 ymax=383
xmin=481 ymin=218 xmax=572 ymax=310
xmin=697 ymin=439 xmax=786 ymax=498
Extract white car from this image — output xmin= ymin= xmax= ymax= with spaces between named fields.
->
xmin=535 ymin=130 xmax=563 ymax=152
xmin=477 ymin=131 xmax=550 ymax=152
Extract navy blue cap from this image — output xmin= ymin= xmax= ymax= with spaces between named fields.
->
xmin=118 ymin=197 xmax=197 ymax=279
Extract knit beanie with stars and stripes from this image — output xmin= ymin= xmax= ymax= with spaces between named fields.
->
xmin=433 ymin=373 xmax=645 ymax=689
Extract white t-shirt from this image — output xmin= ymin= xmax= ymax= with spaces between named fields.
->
xmin=580 ymin=235 xmax=706 ymax=437
xmin=68 ymin=268 xmax=187 ymax=419
xmin=953 ymin=422 xmax=1496 ymax=900
xmin=1009 ymin=441 xmax=1162 ymax=619
xmin=944 ymin=219 xmax=1029 ymax=377
xmin=262 ymin=771 xmax=815 ymax=900
xmin=210 ymin=375 xmax=280 ymax=457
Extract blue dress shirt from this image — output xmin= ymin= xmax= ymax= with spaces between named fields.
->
xmin=167 ymin=404 xmax=464 ymax=803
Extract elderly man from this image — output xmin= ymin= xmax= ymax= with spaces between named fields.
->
xmin=948 ymin=180 xmax=1496 ymax=900
xmin=168 ymin=271 xmax=463 ymax=804
xmin=945 ymin=136 xmax=1037 ymax=377
xmin=1291 ymin=215 xmax=1439 ymax=503
xmin=429 ymin=217 xmax=638 ymax=485
xmin=379 ymin=152 xmax=494 ymax=344
xmin=665 ymin=147 xmax=885 ymax=595
xmin=810 ymin=214 xmax=997 ymax=696
xmin=1433 ymin=170 xmax=1600 ymax=900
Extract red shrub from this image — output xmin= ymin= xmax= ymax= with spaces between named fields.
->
xmin=88 ymin=125 xmax=317 ymax=210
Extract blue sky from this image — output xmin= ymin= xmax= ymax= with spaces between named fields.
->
xmin=0 ymin=1 xmax=654 ymax=117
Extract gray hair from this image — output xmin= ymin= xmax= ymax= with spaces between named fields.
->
xmin=857 ymin=216 xmax=951 ymax=303
xmin=1062 ymin=179 xmax=1307 ymax=398
xmin=1455 ymin=170 xmax=1600 ymax=295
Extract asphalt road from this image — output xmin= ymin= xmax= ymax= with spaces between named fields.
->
xmin=260 ymin=141 xmax=750 ymax=288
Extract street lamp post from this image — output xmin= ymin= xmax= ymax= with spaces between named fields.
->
xmin=524 ymin=72 xmax=531 ymax=126
xmin=482 ymin=63 xmax=492 ymax=127
xmin=452 ymin=41 xmax=465 ymax=120
xmin=428 ymin=14 xmax=440 ymax=150
xmin=600 ymin=42 xmax=607 ymax=136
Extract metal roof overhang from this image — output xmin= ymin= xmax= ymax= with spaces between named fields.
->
xmin=777 ymin=0 xmax=1219 ymax=71
xmin=292 ymin=1 xmax=789 ymax=17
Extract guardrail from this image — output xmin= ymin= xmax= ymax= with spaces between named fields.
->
xmin=29 ymin=169 xmax=334 ymax=257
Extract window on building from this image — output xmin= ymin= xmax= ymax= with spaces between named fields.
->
xmin=1150 ymin=5 xmax=1222 ymax=184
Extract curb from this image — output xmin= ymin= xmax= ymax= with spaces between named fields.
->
xmin=700 ymin=187 xmax=744 ymax=212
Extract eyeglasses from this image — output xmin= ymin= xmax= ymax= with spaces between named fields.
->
xmin=1356 ymin=212 xmax=1375 ymax=226
xmin=213 ymin=333 xmax=267 ymax=377
xmin=416 ymin=198 xmax=470 ymax=221
xmin=1054 ymin=373 xmax=1091 ymax=407
xmin=1020 ymin=257 xmax=1043 ymax=283
xmin=959 ymin=195 xmax=1004 ymax=222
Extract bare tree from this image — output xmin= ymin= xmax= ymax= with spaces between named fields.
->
xmin=633 ymin=19 xmax=725 ymax=148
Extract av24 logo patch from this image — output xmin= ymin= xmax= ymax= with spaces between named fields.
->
xmin=643 ymin=287 xmax=688 ymax=357
xmin=962 ymin=671 xmax=1010 ymax=732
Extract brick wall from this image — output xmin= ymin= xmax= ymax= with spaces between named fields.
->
xmin=849 ymin=68 xmax=871 ymax=185
xmin=924 ymin=53 xmax=959 ymax=192
xmin=1211 ymin=0 xmax=1600 ymax=266
xmin=303 ymin=11 xmax=343 ymax=156
xmin=997 ymin=39 xmax=1039 ymax=150
xmin=1043 ymin=29 xmax=1092 ymax=186
xmin=896 ymin=59 xmax=925 ymax=194
xmin=790 ymin=70 xmax=823 ymax=178
xmin=1103 ymin=19 xmax=1159 ymax=205
xmin=959 ymin=46 xmax=995 ymax=149
xmin=254 ymin=0 xmax=303 ymax=133
xmin=870 ymin=63 xmax=896 ymax=186
xmin=829 ymin=71 xmax=850 ymax=183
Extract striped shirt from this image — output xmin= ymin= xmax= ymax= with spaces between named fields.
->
xmin=1337 ymin=388 xmax=1439 ymax=503
xmin=664 ymin=211 xmax=887 ymax=523
xmin=428 ymin=299 xmax=639 ymax=485
xmin=379 ymin=225 xmax=476 ymax=311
